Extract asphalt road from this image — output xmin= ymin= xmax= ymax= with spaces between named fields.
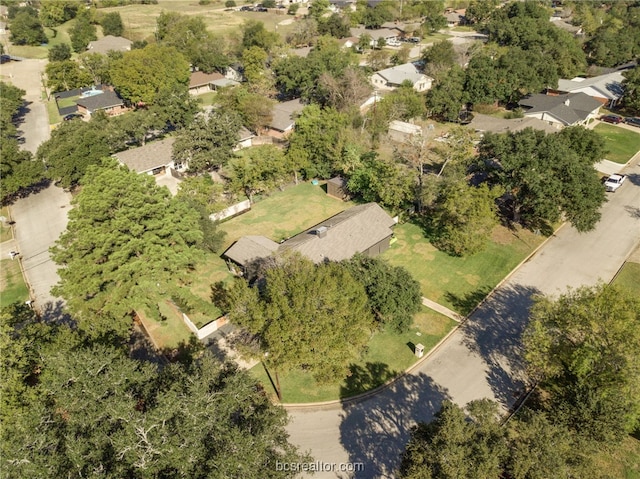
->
xmin=3 ymin=58 xmax=70 ymax=314
xmin=286 ymin=158 xmax=640 ymax=479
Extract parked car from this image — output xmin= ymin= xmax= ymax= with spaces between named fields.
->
xmin=407 ymin=37 xmax=421 ymax=43
xmin=604 ymin=174 xmax=626 ymax=192
xmin=599 ymin=114 xmax=623 ymax=124
xmin=625 ymin=117 xmax=640 ymax=127
xmin=63 ymin=113 xmax=83 ymax=121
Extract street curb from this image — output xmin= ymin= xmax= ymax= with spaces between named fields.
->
xmin=282 ymin=225 xmax=566 ymax=411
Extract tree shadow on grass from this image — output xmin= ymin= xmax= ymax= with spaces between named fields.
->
xmin=339 ymin=372 xmax=450 ymax=478
xmin=340 ymin=362 xmax=399 ymax=399
xmin=460 ymin=283 xmax=541 ymax=409
xmin=444 ymin=286 xmax=492 ymax=316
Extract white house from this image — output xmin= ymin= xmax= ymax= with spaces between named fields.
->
xmin=370 ymin=63 xmax=433 ymax=92
xmin=554 ymin=71 xmax=625 ymax=107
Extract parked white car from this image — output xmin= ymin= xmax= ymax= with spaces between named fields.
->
xmin=604 ymin=174 xmax=626 ymax=192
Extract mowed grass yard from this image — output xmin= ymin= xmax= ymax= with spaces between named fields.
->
xmin=102 ymin=0 xmax=296 ymax=43
xmin=594 ymin=123 xmax=640 ymax=164
xmin=0 ymin=259 xmax=29 ymax=309
xmin=0 ymin=207 xmax=12 ymax=243
xmin=250 ymin=306 xmax=456 ymax=403
xmin=382 ymin=222 xmax=547 ymax=315
xmin=613 ymin=261 xmax=640 ymax=294
xmin=217 ymin=182 xmax=353 ymax=250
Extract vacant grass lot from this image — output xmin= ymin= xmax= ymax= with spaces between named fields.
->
xmin=218 ymin=182 xmax=353 ymax=250
xmin=137 ymin=302 xmax=192 ymax=350
xmin=250 ymin=306 xmax=456 ymax=403
xmin=383 ymin=222 xmax=546 ymax=315
xmin=7 ymin=19 xmax=82 ymax=59
xmin=0 ymin=259 xmax=29 ymax=308
xmin=102 ymin=0 xmax=295 ymax=42
xmin=594 ymin=123 xmax=640 ymax=164
xmin=613 ymin=261 xmax=640 ymax=294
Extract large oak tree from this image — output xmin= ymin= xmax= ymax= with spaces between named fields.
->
xmin=51 ymin=161 xmax=203 ymax=338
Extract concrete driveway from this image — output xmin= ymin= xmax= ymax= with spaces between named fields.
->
xmin=286 ymin=158 xmax=640 ymax=478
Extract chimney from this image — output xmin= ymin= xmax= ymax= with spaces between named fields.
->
xmin=315 ymin=226 xmax=328 ymax=238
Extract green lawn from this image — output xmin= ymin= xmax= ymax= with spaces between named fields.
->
xmin=0 ymin=259 xmax=29 ymax=309
xmin=46 ymin=99 xmax=61 ymax=125
xmin=218 ymin=182 xmax=353 ymax=250
xmin=382 ymin=222 xmax=546 ymax=315
xmin=0 ymin=207 xmax=12 ymax=243
xmin=196 ymin=91 xmax=217 ymax=106
xmin=137 ymin=302 xmax=193 ymax=350
xmin=7 ymin=19 xmax=78 ymax=59
xmin=594 ymin=123 xmax=640 ymax=164
xmin=250 ymin=306 xmax=456 ymax=403
xmin=613 ymin=262 xmax=640 ymax=294
xmin=593 ymin=434 xmax=640 ymax=479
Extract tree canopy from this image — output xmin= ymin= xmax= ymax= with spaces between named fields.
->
xmin=9 ymin=10 xmax=47 ymax=46
xmin=219 ymin=253 xmax=374 ymax=383
xmin=524 ymin=283 xmax=640 ymax=440
xmin=100 ymin=11 xmax=124 ymax=37
xmin=51 ymin=161 xmax=203 ymax=338
xmin=0 ymin=305 xmax=308 ymax=478
xmin=173 ymin=109 xmax=242 ymax=173
xmin=622 ymin=67 xmax=640 ymax=114
xmin=69 ymin=10 xmax=97 ymax=53
xmin=343 ymin=255 xmax=421 ymax=333
xmin=157 ymin=11 xmax=229 ymax=73
xmin=109 ymin=44 xmax=190 ymax=105
xmin=472 ymin=128 xmax=606 ymax=232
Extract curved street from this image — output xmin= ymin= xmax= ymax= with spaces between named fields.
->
xmin=286 ymin=158 xmax=640 ymax=479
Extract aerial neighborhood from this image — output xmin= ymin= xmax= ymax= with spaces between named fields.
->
xmin=1 ymin=0 xmax=640 ymax=477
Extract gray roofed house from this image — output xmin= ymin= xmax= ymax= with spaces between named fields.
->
xmin=266 ymin=99 xmax=305 ymax=137
xmin=278 ymin=203 xmax=396 ymax=263
xmin=518 ymin=93 xmax=602 ymax=126
xmin=223 ymin=203 xmax=396 ymax=270
xmin=223 ymin=236 xmax=280 ymax=270
xmin=75 ymin=89 xmax=125 ymax=116
xmin=113 ymin=137 xmax=178 ymax=174
xmin=371 ymin=63 xmax=433 ymax=92
xmin=555 ymin=71 xmax=625 ymax=106
xmin=87 ymin=35 xmax=133 ymax=55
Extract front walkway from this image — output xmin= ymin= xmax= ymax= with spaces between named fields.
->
xmin=421 ymin=297 xmax=463 ymax=322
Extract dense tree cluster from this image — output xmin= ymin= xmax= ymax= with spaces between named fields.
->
xmin=401 ymin=284 xmax=640 ymax=479
xmin=69 ymin=10 xmax=97 ymax=53
xmin=109 ymin=44 xmax=190 ymax=105
xmin=51 ymin=161 xmax=203 ymax=338
xmin=472 ymin=127 xmax=606 ymax=232
xmin=0 ymin=304 xmax=307 ymax=479
xmin=9 ymin=6 xmax=47 ymax=46
xmin=219 ymin=253 xmax=374 ymax=383
xmin=156 ymin=11 xmax=229 ymax=74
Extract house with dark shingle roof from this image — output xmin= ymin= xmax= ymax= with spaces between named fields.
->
xmin=518 ymin=92 xmax=602 ymax=127
xmin=87 ymin=35 xmax=132 ymax=55
xmin=223 ymin=203 xmax=396 ymax=273
xmin=75 ymin=89 xmax=126 ymax=117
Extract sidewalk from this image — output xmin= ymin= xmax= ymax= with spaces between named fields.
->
xmin=421 ymin=296 xmax=464 ymax=322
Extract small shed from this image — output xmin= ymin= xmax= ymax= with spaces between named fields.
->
xmin=388 ymin=120 xmax=422 ymax=143
xmin=326 ymin=176 xmax=348 ymax=200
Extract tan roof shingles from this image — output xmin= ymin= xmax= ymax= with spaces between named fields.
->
xmin=279 ymin=203 xmax=395 ymax=263
xmin=189 ymin=71 xmax=224 ymax=88
xmin=113 ymin=137 xmax=175 ymax=173
xmin=223 ymin=236 xmax=280 ymax=266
